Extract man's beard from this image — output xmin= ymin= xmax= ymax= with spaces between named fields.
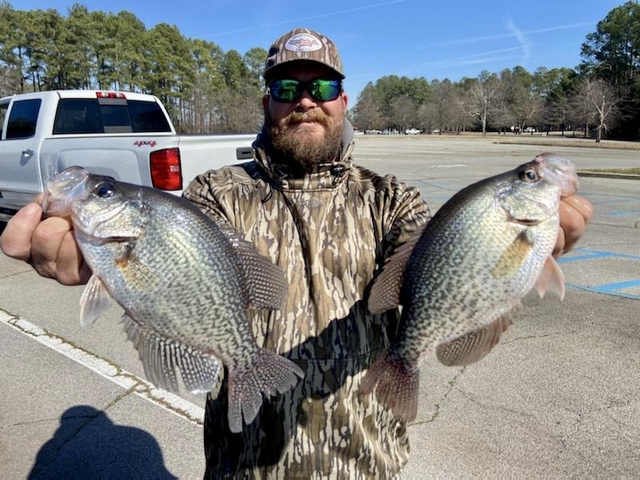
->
xmin=266 ymin=110 xmax=344 ymax=173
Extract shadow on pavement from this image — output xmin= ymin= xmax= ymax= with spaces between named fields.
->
xmin=28 ymin=405 xmax=178 ymax=479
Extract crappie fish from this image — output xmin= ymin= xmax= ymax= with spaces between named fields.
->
xmin=43 ymin=166 xmax=303 ymax=432
xmin=361 ymin=153 xmax=579 ymax=422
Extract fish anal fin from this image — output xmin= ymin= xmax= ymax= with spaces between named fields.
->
xmin=436 ymin=307 xmax=519 ymax=367
xmin=79 ymin=274 xmax=113 ymax=327
xmin=122 ymin=314 xmax=223 ymax=396
xmin=368 ymin=234 xmax=421 ymax=314
xmin=226 ymin=349 xmax=304 ymax=433
xmin=535 ymin=256 xmax=566 ymax=300
xmin=492 ymin=229 xmax=534 ymax=279
xmin=359 ymin=353 xmax=420 ymax=422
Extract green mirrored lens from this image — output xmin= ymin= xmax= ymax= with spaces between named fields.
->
xmin=310 ymin=80 xmax=341 ymax=101
xmin=271 ymin=80 xmax=300 ymax=102
xmin=270 ymin=79 xmax=341 ymax=102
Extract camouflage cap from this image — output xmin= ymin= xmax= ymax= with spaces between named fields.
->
xmin=264 ymin=27 xmax=345 ymax=81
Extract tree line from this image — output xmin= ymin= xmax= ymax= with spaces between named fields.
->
xmin=1 ymin=1 xmax=639 ymax=140
xmin=0 ymin=2 xmax=266 ymax=133
xmin=353 ymin=1 xmax=640 ymax=142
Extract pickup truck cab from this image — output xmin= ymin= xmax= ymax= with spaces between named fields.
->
xmin=0 ymin=90 xmax=255 ymax=221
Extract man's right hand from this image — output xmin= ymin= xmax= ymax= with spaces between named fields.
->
xmin=0 ymin=202 xmax=90 ymax=285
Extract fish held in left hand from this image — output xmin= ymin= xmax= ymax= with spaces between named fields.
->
xmin=43 ymin=166 xmax=304 ymax=433
xmin=361 ymin=153 xmax=580 ymax=422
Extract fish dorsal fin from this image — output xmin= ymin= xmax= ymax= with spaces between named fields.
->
xmin=368 ymin=234 xmax=421 ymax=314
xmin=122 ymin=314 xmax=223 ymax=396
xmin=79 ymin=274 xmax=113 ymax=327
xmin=217 ymin=223 xmax=288 ymax=311
xmin=535 ymin=256 xmax=566 ymax=300
xmin=435 ymin=305 xmax=520 ymax=366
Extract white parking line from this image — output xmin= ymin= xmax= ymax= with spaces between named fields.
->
xmin=0 ymin=309 xmax=205 ymax=425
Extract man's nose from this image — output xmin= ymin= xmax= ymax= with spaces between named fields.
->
xmin=296 ymin=90 xmax=318 ymax=108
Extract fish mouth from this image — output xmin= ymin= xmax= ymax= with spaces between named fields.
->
xmin=511 ymin=217 xmax=542 ymax=227
xmin=534 ymin=153 xmax=579 ymax=196
xmin=42 ymin=166 xmax=91 ymax=216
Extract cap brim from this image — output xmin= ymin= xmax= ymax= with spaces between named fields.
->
xmin=264 ymin=59 xmax=345 ymax=81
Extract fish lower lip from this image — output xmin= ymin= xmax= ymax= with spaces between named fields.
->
xmin=514 ymin=218 xmax=540 ymax=226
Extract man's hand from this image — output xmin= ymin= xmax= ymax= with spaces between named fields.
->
xmin=554 ymin=194 xmax=594 ymax=258
xmin=0 ymin=202 xmax=90 ymax=285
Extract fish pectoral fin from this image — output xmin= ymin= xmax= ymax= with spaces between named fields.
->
xmin=368 ymin=234 xmax=420 ymax=314
xmin=534 ymin=256 xmax=566 ymax=300
xmin=79 ymin=274 xmax=113 ymax=327
xmin=121 ymin=314 xmax=224 ymax=396
xmin=435 ymin=308 xmax=519 ymax=367
xmin=491 ymin=229 xmax=534 ymax=279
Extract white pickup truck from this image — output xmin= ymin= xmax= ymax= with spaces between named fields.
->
xmin=0 ymin=90 xmax=256 ymax=222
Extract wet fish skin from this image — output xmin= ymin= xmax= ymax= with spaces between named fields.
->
xmin=361 ymin=153 xmax=579 ymax=422
xmin=44 ymin=166 xmax=303 ymax=432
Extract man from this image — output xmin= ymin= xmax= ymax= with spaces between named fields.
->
xmin=1 ymin=28 xmax=592 ymax=478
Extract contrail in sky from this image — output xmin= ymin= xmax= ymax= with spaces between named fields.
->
xmin=205 ymin=0 xmax=405 ymax=37
xmin=425 ymin=21 xmax=595 ymax=47
xmin=506 ymin=17 xmax=530 ymax=63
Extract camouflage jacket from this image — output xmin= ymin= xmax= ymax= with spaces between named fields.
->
xmin=184 ymin=121 xmax=430 ymax=479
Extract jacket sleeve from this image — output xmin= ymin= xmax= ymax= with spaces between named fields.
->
xmin=376 ymin=173 xmax=431 ymax=260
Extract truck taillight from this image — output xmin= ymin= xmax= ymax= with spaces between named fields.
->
xmin=150 ymin=148 xmax=182 ymax=190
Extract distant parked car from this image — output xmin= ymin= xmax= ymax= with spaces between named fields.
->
xmin=405 ymin=128 xmax=421 ymax=135
xmin=524 ymin=126 xmax=537 ymax=133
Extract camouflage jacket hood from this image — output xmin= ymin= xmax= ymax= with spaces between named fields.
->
xmin=184 ymin=122 xmax=430 ymax=479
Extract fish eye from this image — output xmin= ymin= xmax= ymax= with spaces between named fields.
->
xmin=95 ymin=183 xmax=115 ymax=198
xmin=520 ymin=168 xmax=539 ymax=182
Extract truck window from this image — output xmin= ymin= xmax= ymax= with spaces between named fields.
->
xmin=53 ymin=99 xmax=103 ymax=134
xmin=53 ymin=98 xmax=172 ymax=135
xmin=6 ymin=99 xmax=41 ymax=139
xmin=128 ymin=101 xmax=172 ymax=133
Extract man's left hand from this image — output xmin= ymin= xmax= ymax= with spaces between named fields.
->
xmin=554 ymin=195 xmax=594 ymax=257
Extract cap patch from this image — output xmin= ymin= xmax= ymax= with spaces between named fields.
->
xmin=284 ymin=33 xmax=322 ymax=52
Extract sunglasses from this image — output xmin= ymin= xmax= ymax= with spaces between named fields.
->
xmin=268 ymin=78 xmax=342 ymax=103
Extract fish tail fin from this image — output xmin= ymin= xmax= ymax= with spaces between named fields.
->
xmin=360 ymin=353 xmax=419 ymax=422
xmin=227 ymin=349 xmax=304 ymax=433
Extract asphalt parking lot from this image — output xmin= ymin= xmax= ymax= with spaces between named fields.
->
xmin=1 ymin=134 xmax=638 ymax=478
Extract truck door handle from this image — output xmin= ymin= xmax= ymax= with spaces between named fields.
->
xmin=22 ymin=149 xmax=34 ymax=158
xmin=236 ymin=147 xmax=253 ymax=160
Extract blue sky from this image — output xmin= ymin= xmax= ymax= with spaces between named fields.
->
xmin=8 ymin=0 xmax=628 ymax=100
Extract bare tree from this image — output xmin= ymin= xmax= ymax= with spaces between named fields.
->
xmin=390 ymin=96 xmax=418 ymax=132
xmin=467 ymin=71 xmax=501 ymax=136
xmin=571 ymin=77 xmax=623 ymax=142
